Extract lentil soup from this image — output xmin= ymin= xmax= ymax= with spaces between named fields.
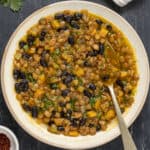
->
xmin=13 ymin=10 xmax=139 ymax=136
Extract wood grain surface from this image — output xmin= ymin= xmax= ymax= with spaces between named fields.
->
xmin=0 ymin=0 xmax=150 ymax=150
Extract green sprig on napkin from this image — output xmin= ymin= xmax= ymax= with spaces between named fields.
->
xmin=0 ymin=0 xmax=22 ymax=11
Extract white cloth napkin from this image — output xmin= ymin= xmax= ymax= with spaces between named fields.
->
xmin=113 ymin=0 xmax=133 ymax=7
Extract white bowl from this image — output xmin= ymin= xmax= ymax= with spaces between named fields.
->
xmin=0 ymin=126 xmax=19 ymax=150
xmin=1 ymin=1 xmax=149 ymax=149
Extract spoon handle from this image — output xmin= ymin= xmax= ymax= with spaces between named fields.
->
xmin=108 ymin=85 xmax=137 ymax=150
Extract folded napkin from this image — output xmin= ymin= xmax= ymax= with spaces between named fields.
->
xmin=113 ymin=0 xmax=133 ymax=7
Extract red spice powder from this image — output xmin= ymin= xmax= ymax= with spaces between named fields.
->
xmin=0 ymin=133 xmax=10 ymax=150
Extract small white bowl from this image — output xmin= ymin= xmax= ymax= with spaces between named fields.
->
xmin=1 ymin=1 xmax=150 ymax=149
xmin=0 ymin=126 xmax=19 ymax=150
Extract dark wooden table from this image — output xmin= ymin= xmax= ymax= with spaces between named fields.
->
xmin=0 ymin=0 xmax=150 ymax=150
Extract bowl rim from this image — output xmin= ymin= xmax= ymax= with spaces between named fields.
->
xmin=0 ymin=125 xmax=19 ymax=150
xmin=1 ymin=1 xmax=150 ymax=149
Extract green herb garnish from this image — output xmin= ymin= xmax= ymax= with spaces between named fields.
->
xmin=42 ymin=97 xmax=54 ymax=109
xmin=70 ymin=98 xmax=76 ymax=110
xmin=97 ymin=111 xmax=102 ymax=119
xmin=49 ymin=83 xmax=58 ymax=89
xmin=55 ymin=48 xmax=60 ymax=55
xmin=77 ymin=77 xmax=83 ymax=85
xmin=0 ymin=0 xmax=23 ymax=11
xmin=23 ymin=44 xmax=29 ymax=50
xmin=51 ymin=48 xmax=60 ymax=59
xmin=26 ymin=73 xmax=35 ymax=83
xmin=89 ymin=97 xmax=96 ymax=107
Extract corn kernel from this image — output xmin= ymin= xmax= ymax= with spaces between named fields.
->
xmin=58 ymin=106 xmax=62 ymax=112
xmin=39 ymin=74 xmax=45 ymax=83
xmin=87 ymin=111 xmax=97 ymax=118
xmin=34 ymin=89 xmax=44 ymax=98
xmin=59 ymin=83 xmax=66 ymax=90
xmin=29 ymin=27 xmax=38 ymax=36
xmin=75 ymin=67 xmax=84 ymax=76
xmin=94 ymin=100 xmax=101 ymax=110
xmin=100 ymin=28 xmax=108 ymax=37
xmin=62 ymin=53 xmax=72 ymax=62
xmin=51 ymin=20 xmax=60 ymax=29
xmin=50 ymin=47 xmax=55 ymax=52
xmin=35 ymin=38 xmax=40 ymax=47
xmin=105 ymin=109 xmax=115 ymax=120
xmin=77 ymin=86 xmax=84 ymax=92
xmin=91 ymin=29 xmax=96 ymax=35
xmin=28 ymin=47 xmax=36 ymax=54
xmin=48 ymin=68 xmax=55 ymax=75
xmin=48 ymin=125 xmax=58 ymax=134
xmin=72 ymin=79 xmax=78 ymax=86
xmin=120 ymin=71 xmax=128 ymax=78
xmin=33 ymin=54 xmax=40 ymax=62
xmin=68 ymin=131 xmax=79 ymax=137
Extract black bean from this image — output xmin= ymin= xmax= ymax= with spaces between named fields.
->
xmin=60 ymin=111 xmax=65 ymax=118
xmin=71 ymin=118 xmax=79 ymax=127
xmin=62 ymin=75 xmax=73 ymax=85
xmin=15 ymin=80 xmax=29 ymax=93
xmin=95 ymin=19 xmax=103 ymax=25
xmin=83 ymin=90 xmax=92 ymax=98
xmin=57 ymin=126 xmax=64 ymax=131
xmin=39 ymin=31 xmax=46 ymax=41
xmin=66 ymin=109 xmax=72 ymax=119
xmin=61 ymin=89 xmax=70 ymax=97
xmin=70 ymin=21 xmax=80 ymax=29
xmin=103 ymin=86 xmax=109 ymax=93
xmin=68 ymin=36 xmax=74 ymax=45
xmin=31 ymin=106 xmax=38 ymax=118
xmin=128 ymin=90 xmax=132 ymax=94
xmin=40 ymin=58 xmax=48 ymax=67
xmin=86 ymin=50 xmax=98 ymax=57
xmin=22 ymin=53 xmax=31 ymax=60
xmin=64 ymin=15 xmax=74 ymax=23
xmin=67 ymin=109 xmax=72 ymax=115
xmin=39 ymin=36 xmax=45 ymax=41
xmin=59 ymin=102 xmax=66 ymax=107
xmin=57 ymin=26 xmax=68 ymax=32
xmin=79 ymin=118 xmax=86 ymax=126
xmin=27 ymin=35 xmax=35 ymax=46
xmin=106 ymin=24 xmax=112 ymax=31
xmin=13 ymin=69 xmax=26 ymax=80
xmin=116 ymin=79 xmax=124 ymax=89
xmin=22 ymin=103 xmax=31 ymax=112
xmin=101 ymin=75 xmax=110 ymax=81
xmin=101 ymin=75 xmax=109 ymax=81
xmin=48 ymin=120 xmax=54 ymax=126
xmin=98 ymin=43 xmax=105 ymax=55
xmin=19 ymin=41 xmax=26 ymax=49
xmin=54 ymin=13 xmax=64 ymax=20
xmin=89 ymin=83 xmax=96 ymax=90
xmin=41 ymin=50 xmax=49 ymax=57
xmin=74 ymin=12 xmax=83 ymax=20
xmin=88 ymin=123 xmax=94 ymax=128
xmin=61 ymin=70 xmax=69 ymax=77
xmin=41 ymin=31 xmax=46 ymax=36
xmin=51 ymin=110 xmax=56 ymax=116
xmin=96 ymin=125 xmax=101 ymax=131
xmin=83 ymin=60 xmax=90 ymax=67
